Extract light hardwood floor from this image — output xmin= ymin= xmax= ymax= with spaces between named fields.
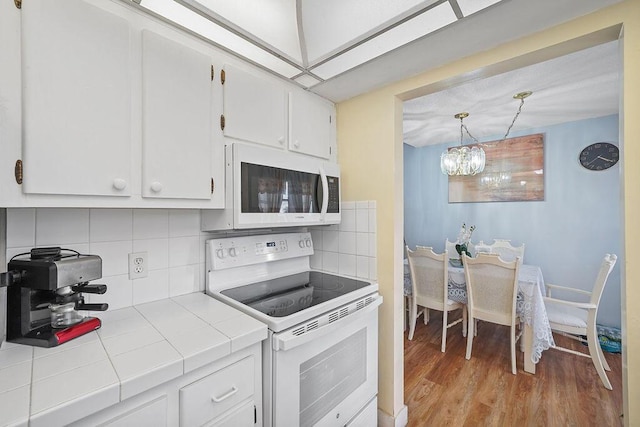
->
xmin=404 ymin=312 xmax=623 ymax=426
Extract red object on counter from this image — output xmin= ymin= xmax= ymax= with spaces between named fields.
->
xmin=54 ymin=317 xmax=102 ymax=345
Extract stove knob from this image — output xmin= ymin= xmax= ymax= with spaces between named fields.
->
xmin=216 ymin=249 xmax=225 ymax=259
xmin=228 ymin=247 xmax=237 ymax=257
xmin=298 ymin=240 xmax=305 ymax=248
xmin=305 ymin=238 xmax=312 ymax=248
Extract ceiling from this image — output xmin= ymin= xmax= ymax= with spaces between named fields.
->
xmin=403 ymin=40 xmax=621 ymax=147
xmin=131 ymin=0 xmax=622 ymax=147
xmin=132 ymin=0 xmax=622 ymax=102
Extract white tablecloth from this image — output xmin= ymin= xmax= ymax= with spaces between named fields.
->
xmin=404 ymin=263 xmax=555 ymax=363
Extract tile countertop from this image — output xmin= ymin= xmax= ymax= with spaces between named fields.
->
xmin=0 ymin=292 xmax=267 ymax=427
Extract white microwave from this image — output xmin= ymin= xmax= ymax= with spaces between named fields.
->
xmin=201 ymin=143 xmax=341 ymax=230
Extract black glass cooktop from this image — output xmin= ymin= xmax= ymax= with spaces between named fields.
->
xmin=220 ymin=271 xmax=372 ymax=317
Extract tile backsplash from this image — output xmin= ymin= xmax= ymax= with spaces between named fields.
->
xmin=5 ymin=208 xmax=206 ymax=311
xmin=310 ymin=201 xmax=377 ymax=281
xmin=3 ymin=202 xmax=378 ymax=314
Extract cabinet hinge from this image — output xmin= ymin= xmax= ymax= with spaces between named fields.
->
xmin=14 ymin=0 xmax=21 ymax=9
xmin=220 ymin=114 xmax=225 ymax=131
xmin=211 ymin=178 xmax=215 ymax=194
xmin=220 ymin=69 xmax=225 ymax=85
xmin=211 ymin=65 xmax=214 ymax=81
xmin=14 ymin=160 xmax=23 ymax=184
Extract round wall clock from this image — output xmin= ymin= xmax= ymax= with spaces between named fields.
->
xmin=579 ymin=142 xmax=619 ymax=171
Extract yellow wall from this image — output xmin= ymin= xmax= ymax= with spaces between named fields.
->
xmin=336 ymin=1 xmax=639 ymax=424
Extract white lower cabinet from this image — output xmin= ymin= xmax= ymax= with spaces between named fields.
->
xmin=68 ymin=344 xmax=261 ymax=427
xmin=180 ymin=356 xmax=255 ymax=426
xmin=100 ymin=395 xmax=169 ymax=427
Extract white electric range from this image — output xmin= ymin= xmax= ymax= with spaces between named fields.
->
xmin=205 ymin=232 xmax=381 ymax=427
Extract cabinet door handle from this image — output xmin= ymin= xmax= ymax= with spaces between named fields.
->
xmin=278 ymin=137 xmax=285 ymax=145
xmin=211 ymin=386 xmax=238 ymax=403
xmin=150 ymin=181 xmax=163 ymax=193
xmin=293 ymin=140 xmax=300 ymax=148
xmin=112 ymin=178 xmax=127 ymax=190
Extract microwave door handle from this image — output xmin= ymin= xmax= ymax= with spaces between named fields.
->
xmin=319 ymin=167 xmax=329 ymax=218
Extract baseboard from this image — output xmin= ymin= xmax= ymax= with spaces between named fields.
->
xmin=378 ymin=405 xmax=408 ymax=427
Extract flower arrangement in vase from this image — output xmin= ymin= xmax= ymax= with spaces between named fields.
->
xmin=455 ymin=223 xmax=475 ymax=262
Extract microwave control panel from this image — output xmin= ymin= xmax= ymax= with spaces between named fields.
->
xmin=207 ymin=232 xmax=313 ymax=270
xmin=327 ymin=176 xmax=340 ymax=213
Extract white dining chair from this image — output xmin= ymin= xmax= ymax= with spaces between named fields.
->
xmin=474 ymin=240 xmax=492 ymax=256
xmin=462 ymin=252 xmax=522 ymax=374
xmin=406 ymin=246 xmax=467 ymax=351
xmin=489 ymin=239 xmax=525 ymax=263
xmin=543 ymin=253 xmax=617 ymax=390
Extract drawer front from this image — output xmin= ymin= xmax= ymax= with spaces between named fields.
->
xmin=180 ymin=356 xmax=254 ymax=426
xmin=205 ymin=400 xmax=255 ymax=427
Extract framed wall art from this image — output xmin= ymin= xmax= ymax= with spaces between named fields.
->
xmin=448 ymin=133 xmax=544 ymax=203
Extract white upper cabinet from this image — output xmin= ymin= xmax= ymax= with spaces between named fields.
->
xmin=21 ymin=0 xmax=132 ymax=197
xmin=222 ymin=64 xmax=288 ymax=149
xmin=289 ymin=91 xmax=335 ymax=159
xmin=141 ymin=30 xmax=214 ymax=201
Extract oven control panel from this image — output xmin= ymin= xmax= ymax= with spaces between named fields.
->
xmin=207 ymin=232 xmax=314 ymax=270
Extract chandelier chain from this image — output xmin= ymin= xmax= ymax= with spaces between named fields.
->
xmin=460 ymin=121 xmax=479 ymax=145
xmin=501 ymin=97 xmax=526 ymax=141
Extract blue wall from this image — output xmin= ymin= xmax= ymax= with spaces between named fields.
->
xmin=404 ymin=115 xmax=622 ymax=328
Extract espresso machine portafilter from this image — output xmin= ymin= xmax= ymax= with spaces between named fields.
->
xmin=0 ymin=247 xmax=109 ymax=347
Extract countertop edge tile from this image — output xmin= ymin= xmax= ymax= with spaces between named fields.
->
xmin=183 ymin=341 xmax=232 ymax=374
xmin=0 ymin=385 xmax=30 ymax=427
xmin=119 ymin=357 xmax=183 ymax=401
xmin=29 ymin=381 xmax=120 ymax=427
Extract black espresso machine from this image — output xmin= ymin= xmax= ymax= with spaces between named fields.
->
xmin=0 ymin=247 xmax=108 ymax=347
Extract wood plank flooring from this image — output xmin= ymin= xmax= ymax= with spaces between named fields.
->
xmin=404 ymin=312 xmax=624 ymax=426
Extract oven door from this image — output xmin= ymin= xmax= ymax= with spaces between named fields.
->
xmin=269 ymin=297 xmax=381 ymax=427
xmin=232 ymin=143 xmax=340 ymax=229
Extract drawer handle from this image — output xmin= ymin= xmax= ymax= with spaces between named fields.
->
xmin=211 ymin=386 xmax=238 ymax=403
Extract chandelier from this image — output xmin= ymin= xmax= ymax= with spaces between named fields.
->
xmin=440 ymin=91 xmax=533 ymax=176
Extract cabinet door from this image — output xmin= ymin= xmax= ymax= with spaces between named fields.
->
xmin=222 ymin=64 xmax=287 ymax=148
xmin=289 ymin=91 xmax=335 ymax=159
xmin=101 ymin=396 xmax=168 ymax=427
xmin=21 ymin=0 xmax=131 ymax=196
xmin=141 ymin=30 xmax=215 ymax=201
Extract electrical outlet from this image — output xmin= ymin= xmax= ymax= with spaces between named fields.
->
xmin=128 ymin=252 xmax=148 ymax=279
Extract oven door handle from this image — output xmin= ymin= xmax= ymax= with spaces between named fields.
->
xmin=273 ymin=295 xmax=382 ymax=352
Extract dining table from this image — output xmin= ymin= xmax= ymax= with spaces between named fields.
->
xmin=404 ymin=260 xmax=555 ymax=374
